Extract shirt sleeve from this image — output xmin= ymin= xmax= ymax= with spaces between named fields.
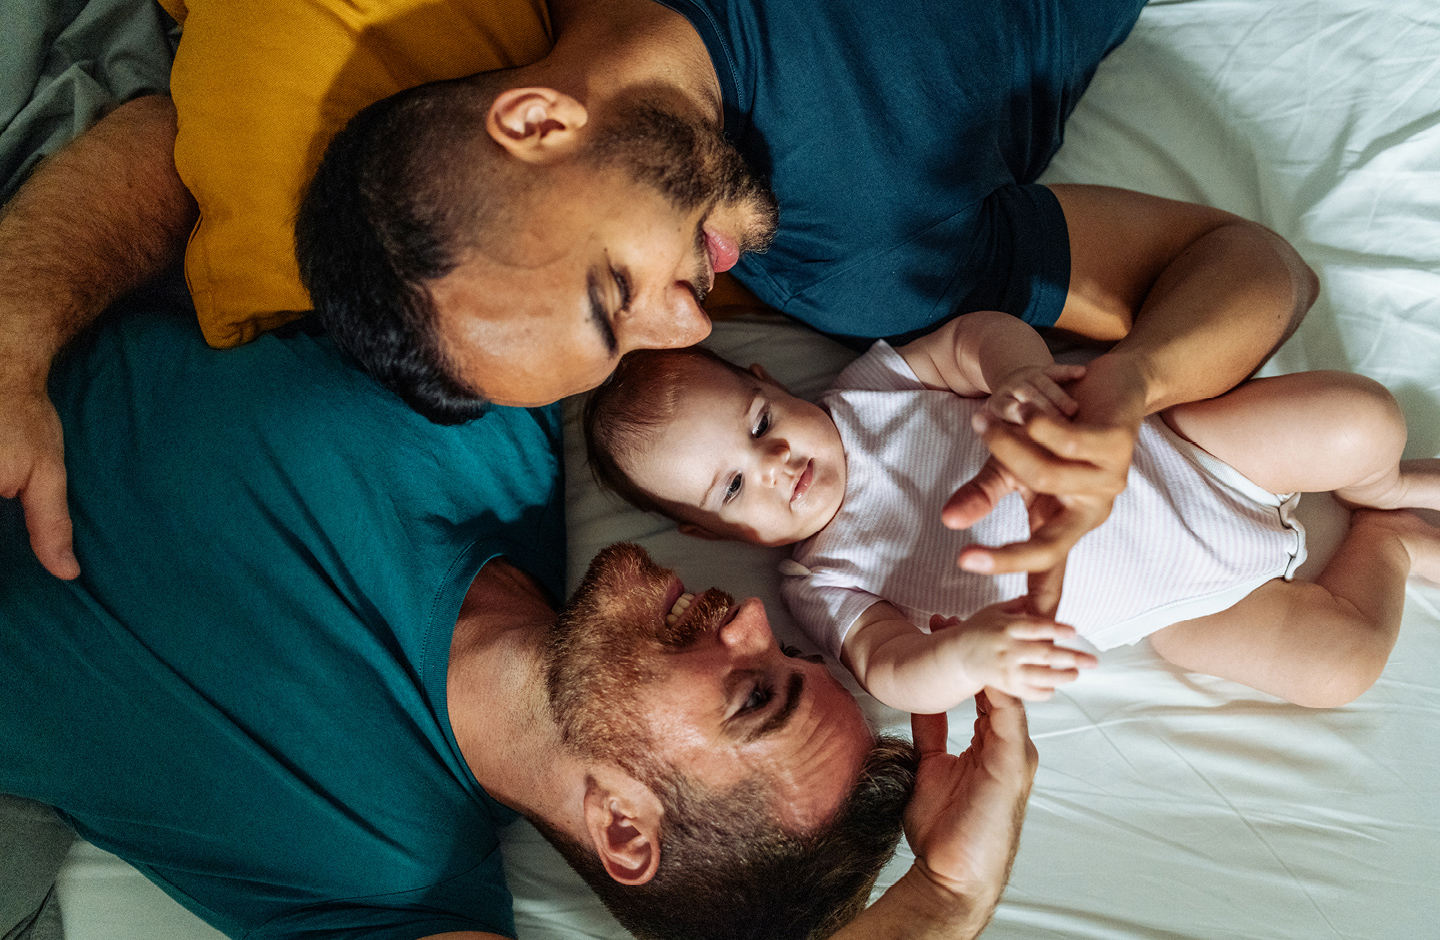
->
xmin=781 ymin=572 xmax=888 ymax=663
xmin=954 ymin=182 xmax=1072 ymax=329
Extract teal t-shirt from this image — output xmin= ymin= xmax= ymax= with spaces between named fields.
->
xmin=0 ymin=279 xmax=565 ymax=940
xmin=658 ymin=0 xmax=1147 ymax=342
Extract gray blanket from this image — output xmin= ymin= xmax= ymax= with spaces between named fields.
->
xmin=0 ymin=0 xmax=177 ymax=202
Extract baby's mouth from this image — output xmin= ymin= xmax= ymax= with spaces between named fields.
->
xmin=791 ymin=459 xmax=814 ymax=504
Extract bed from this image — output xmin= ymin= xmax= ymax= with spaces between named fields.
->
xmin=43 ymin=0 xmax=1440 ymax=937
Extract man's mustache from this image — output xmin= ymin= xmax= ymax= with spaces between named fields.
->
xmin=662 ymin=586 xmax=735 ymax=648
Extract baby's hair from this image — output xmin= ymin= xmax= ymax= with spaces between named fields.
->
xmin=583 ymin=346 xmax=752 ymax=518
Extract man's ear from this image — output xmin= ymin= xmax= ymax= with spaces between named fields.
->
xmin=487 ymin=86 xmax=588 ymax=163
xmin=678 ymin=522 xmax=725 ymax=541
xmin=583 ymin=767 xmax=663 ymax=886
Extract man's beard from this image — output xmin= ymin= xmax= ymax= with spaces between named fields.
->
xmin=587 ymin=101 xmax=780 ymax=266
xmin=544 ymin=543 xmax=734 ymax=775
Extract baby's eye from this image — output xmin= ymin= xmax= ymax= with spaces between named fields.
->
xmin=752 ymin=411 xmax=771 ymax=437
xmin=723 ymin=474 xmax=743 ymax=504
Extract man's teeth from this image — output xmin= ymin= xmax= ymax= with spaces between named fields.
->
xmin=666 ymin=592 xmax=695 ymax=625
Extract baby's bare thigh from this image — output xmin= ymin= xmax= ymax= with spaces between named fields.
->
xmin=1149 ymin=579 xmax=1391 ymax=706
xmin=1162 ymin=372 xmax=1404 ymax=494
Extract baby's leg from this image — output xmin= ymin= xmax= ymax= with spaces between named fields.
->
xmin=1162 ymin=371 xmax=1440 ymax=509
xmin=1149 ymin=509 xmax=1440 ymax=707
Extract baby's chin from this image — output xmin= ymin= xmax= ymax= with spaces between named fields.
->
xmin=770 ymin=504 xmax=841 ymax=546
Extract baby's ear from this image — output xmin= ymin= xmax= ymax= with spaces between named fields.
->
xmin=678 ymin=522 xmax=726 ymax=541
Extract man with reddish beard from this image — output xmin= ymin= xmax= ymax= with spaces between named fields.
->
xmin=533 ymin=541 xmax=1038 ymax=940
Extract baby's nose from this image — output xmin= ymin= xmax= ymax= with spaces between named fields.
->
xmin=761 ymin=441 xmax=792 ymax=485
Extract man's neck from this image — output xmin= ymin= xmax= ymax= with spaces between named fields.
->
xmin=542 ymin=0 xmax=723 ymax=127
xmin=445 ymin=560 xmax=592 ymax=835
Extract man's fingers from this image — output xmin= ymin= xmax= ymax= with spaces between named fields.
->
xmin=975 ymin=690 xmax=1038 ymax=778
xmin=943 ymin=455 xmax=1020 ymax=529
xmin=1026 ymin=561 xmax=1066 ymax=619
xmin=974 ymin=690 xmax=1027 ymax=745
xmin=959 ymin=532 xmax=1071 ymax=575
xmin=21 ymin=463 xmax=79 ymax=580
xmin=979 ymin=421 xmax=1122 ymax=497
xmin=961 ymin=502 xmax=1110 ymax=574
xmin=1023 ymin=413 xmax=1135 ymax=474
xmin=911 ymin=710 xmax=951 ymax=758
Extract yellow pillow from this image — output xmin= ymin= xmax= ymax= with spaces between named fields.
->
xmin=161 ymin=0 xmax=553 ymax=347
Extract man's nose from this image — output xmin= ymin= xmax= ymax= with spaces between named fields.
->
xmin=718 ymin=598 xmax=773 ymax=655
xmin=619 ymin=292 xmax=712 ymax=351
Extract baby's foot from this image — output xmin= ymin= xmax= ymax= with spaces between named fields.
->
xmin=1353 ymin=508 xmax=1440 ymax=583
xmin=1337 ymin=458 xmax=1440 ymax=512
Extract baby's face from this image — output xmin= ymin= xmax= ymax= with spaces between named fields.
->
xmin=626 ymin=361 xmax=847 ymax=545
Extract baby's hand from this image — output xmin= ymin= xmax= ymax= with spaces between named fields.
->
xmin=931 ymin=600 xmax=1097 ymax=701
xmin=984 ymin=364 xmax=1086 ymax=426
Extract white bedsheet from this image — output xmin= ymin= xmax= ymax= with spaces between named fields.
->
xmin=57 ymin=0 xmax=1440 ymax=937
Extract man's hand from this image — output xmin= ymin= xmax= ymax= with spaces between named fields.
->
xmin=946 ymin=354 xmax=1146 ymax=577
xmin=0 ymin=94 xmax=195 ymax=581
xmin=945 ymin=184 xmax=1318 ymax=583
xmin=903 ymin=692 xmax=1038 ymax=931
xmin=0 ymin=381 xmax=75 ymax=578
xmin=831 ymin=692 xmax=1038 ymax=940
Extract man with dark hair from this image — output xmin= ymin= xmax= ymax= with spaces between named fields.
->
xmin=4 ymin=0 xmax=1316 ymax=593
xmin=0 ymin=281 xmax=1036 ymax=940
xmin=286 ymin=0 xmax=1318 ymax=596
xmin=294 ymin=72 xmax=777 ymax=424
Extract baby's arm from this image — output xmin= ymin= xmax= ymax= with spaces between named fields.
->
xmin=840 ymin=597 xmax=1097 ymax=714
xmin=898 ymin=310 xmax=1086 ymax=423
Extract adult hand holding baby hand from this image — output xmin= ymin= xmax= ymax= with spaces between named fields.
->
xmin=983 ymin=363 xmax=1086 ymax=425
xmin=944 ymin=355 xmax=1147 ymax=579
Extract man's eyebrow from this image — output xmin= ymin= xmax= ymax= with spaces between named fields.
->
xmin=746 ymin=670 xmax=804 ymax=743
xmin=586 ymin=269 xmax=620 ymax=357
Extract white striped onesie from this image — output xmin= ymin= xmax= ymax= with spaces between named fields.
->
xmin=781 ymin=341 xmax=1306 ymax=660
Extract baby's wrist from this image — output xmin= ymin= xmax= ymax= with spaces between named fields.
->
xmin=930 ymin=622 xmax=991 ymax=693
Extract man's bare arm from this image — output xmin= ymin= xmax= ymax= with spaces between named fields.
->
xmin=832 ymin=694 xmax=1036 ymax=940
xmin=945 ymin=184 xmax=1318 ymax=574
xmin=0 ymin=94 xmax=195 ymax=579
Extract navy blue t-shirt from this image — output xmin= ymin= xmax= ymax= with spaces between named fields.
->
xmin=0 ymin=279 xmax=566 ymax=940
xmin=659 ymin=0 xmax=1147 ymax=341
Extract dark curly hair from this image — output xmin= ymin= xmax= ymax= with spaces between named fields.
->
xmin=529 ymin=734 xmax=918 ymax=940
xmin=295 ymin=74 xmax=519 ymax=423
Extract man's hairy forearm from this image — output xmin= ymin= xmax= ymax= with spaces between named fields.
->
xmin=0 ymin=94 xmax=196 ymax=388
xmin=833 ymin=867 xmax=998 ymax=940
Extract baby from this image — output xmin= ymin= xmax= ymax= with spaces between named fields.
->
xmin=584 ymin=311 xmax=1440 ymax=712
